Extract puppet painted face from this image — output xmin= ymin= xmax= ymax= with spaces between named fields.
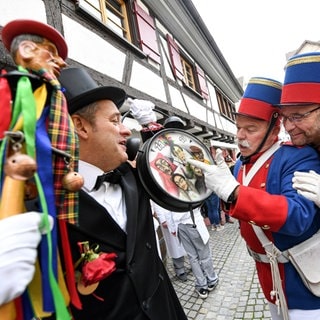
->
xmin=15 ymin=38 xmax=66 ymax=77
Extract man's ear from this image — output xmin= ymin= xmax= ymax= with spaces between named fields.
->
xmin=273 ymin=124 xmax=281 ymax=136
xmin=15 ymin=40 xmax=38 ymax=64
xmin=71 ymin=114 xmax=89 ymax=139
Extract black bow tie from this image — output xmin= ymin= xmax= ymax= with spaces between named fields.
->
xmin=93 ymin=170 xmax=122 ymax=190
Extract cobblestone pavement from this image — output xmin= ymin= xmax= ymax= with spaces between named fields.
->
xmin=165 ymin=221 xmax=272 ymax=320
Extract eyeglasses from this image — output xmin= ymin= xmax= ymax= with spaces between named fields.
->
xmin=282 ymin=105 xmax=320 ymax=124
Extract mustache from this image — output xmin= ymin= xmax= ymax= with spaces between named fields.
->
xmin=237 ymin=139 xmax=251 ymax=148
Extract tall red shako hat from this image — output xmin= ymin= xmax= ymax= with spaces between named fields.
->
xmin=235 ymin=77 xmax=282 ymax=163
xmin=236 ymin=77 xmax=282 ymax=121
xmin=280 ymin=52 xmax=320 ymax=106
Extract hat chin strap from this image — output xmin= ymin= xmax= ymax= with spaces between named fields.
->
xmin=240 ymin=112 xmax=279 ymax=164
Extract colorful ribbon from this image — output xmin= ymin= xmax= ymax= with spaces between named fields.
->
xmin=0 ymin=67 xmax=71 ymax=319
xmin=0 ymin=70 xmax=12 ymax=139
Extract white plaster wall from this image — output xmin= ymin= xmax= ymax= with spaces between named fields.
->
xmin=130 ymin=61 xmax=166 ymax=100
xmin=1 ymin=0 xmax=46 ymax=25
xmin=219 ymin=116 xmax=236 ymax=133
xmin=207 ymin=110 xmax=217 ymax=127
xmin=184 ymin=95 xmax=206 ymax=122
xmin=225 ymin=120 xmax=237 ymax=134
xmin=214 ymin=112 xmax=224 ymax=130
xmin=168 ymin=85 xmax=188 ymax=113
xmin=208 ymin=82 xmax=220 ymax=112
xmin=62 ymin=15 xmax=126 ymax=82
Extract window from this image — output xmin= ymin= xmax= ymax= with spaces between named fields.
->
xmin=106 ymin=0 xmax=131 ymax=40
xmin=133 ymin=2 xmax=161 ymax=63
xmin=77 ymin=0 xmax=161 ymax=63
xmin=166 ymin=34 xmax=185 ymax=82
xmin=215 ymin=90 xmax=236 ymax=121
xmin=195 ymin=65 xmax=209 ymax=100
xmin=77 ymin=0 xmax=131 ymax=40
xmin=181 ymin=56 xmax=195 ymax=90
xmin=167 ymin=34 xmax=209 ymax=99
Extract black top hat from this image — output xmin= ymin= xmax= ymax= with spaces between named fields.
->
xmin=59 ymin=67 xmax=126 ymax=114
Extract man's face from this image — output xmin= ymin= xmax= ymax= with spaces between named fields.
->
xmin=173 ymin=146 xmax=186 ymax=161
xmin=23 ymin=39 xmax=66 ymax=77
xmin=75 ymin=100 xmax=131 ymax=172
xmin=193 ymin=151 xmax=204 ymax=161
xmin=155 ymin=159 xmax=172 ymax=175
xmin=173 ymin=175 xmax=188 ymax=190
xmin=236 ymin=115 xmax=278 ymax=157
xmin=193 ymin=166 xmax=203 ymax=177
xmin=281 ymin=104 xmax=320 ymax=147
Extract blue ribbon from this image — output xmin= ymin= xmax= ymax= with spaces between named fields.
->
xmin=36 ymin=105 xmax=57 ymax=312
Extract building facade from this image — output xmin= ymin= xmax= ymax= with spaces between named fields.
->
xmin=0 ymin=0 xmax=243 ymax=149
xmin=286 ymin=40 xmax=320 ymax=60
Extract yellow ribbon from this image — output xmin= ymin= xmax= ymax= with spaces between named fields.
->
xmin=12 ymin=84 xmax=47 ymax=132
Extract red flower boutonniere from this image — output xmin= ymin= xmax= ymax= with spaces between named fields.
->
xmin=75 ymin=241 xmax=117 ymax=295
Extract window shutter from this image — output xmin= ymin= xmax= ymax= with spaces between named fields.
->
xmin=195 ymin=65 xmax=209 ymax=99
xmin=166 ymin=34 xmax=185 ymax=82
xmin=133 ymin=2 xmax=160 ymax=64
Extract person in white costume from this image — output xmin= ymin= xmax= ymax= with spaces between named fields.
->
xmin=151 ymin=201 xmax=187 ymax=281
xmin=154 ymin=204 xmax=219 ymax=299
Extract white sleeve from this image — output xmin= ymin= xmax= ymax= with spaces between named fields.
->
xmin=151 ymin=202 xmax=169 ymax=224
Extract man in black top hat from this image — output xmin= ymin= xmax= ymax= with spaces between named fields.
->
xmin=58 ymin=67 xmax=187 ymax=320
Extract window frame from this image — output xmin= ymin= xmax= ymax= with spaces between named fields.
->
xmin=180 ymin=55 xmax=196 ymax=91
xmin=216 ymin=89 xmax=236 ymax=122
xmin=76 ymin=0 xmax=161 ymax=63
xmin=133 ymin=1 xmax=161 ymax=63
xmin=166 ymin=34 xmax=209 ymax=99
xmin=77 ymin=0 xmax=132 ymax=41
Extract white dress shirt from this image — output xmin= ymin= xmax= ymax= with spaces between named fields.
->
xmin=79 ymin=160 xmax=127 ymax=232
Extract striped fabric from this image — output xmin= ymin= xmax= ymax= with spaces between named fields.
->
xmin=37 ymin=69 xmax=79 ymax=224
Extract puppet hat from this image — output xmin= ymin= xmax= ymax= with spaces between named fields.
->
xmin=1 ymin=19 xmax=68 ymax=60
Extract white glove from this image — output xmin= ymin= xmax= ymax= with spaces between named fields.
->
xmin=188 ymin=149 xmax=239 ymax=202
xmin=0 ymin=212 xmax=53 ymax=305
xmin=292 ymin=170 xmax=320 ymax=207
xmin=127 ymin=98 xmax=157 ymax=125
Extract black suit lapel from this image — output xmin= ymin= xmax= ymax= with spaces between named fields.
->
xmin=118 ymin=164 xmax=139 ymax=262
xmin=77 ymin=190 xmax=126 ymax=250
xmin=75 ymin=163 xmax=140 ymax=262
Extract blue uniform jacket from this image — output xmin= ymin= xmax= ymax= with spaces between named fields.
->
xmin=232 ymin=144 xmax=320 ymax=309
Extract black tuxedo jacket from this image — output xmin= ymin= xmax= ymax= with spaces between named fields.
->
xmin=66 ymin=162 xmax=187 ymax=320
